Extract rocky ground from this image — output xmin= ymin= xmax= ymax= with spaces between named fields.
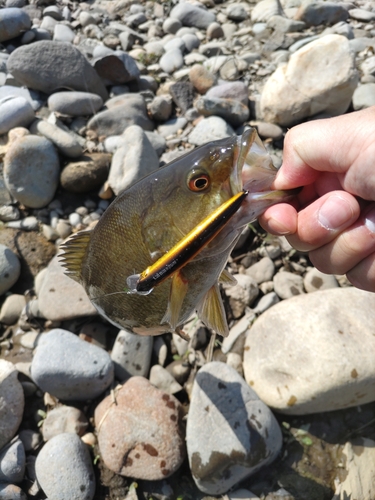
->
xmin=1 ymin=0 xmax=375 ymax=499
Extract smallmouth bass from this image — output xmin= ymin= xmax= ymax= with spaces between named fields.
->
xmin=59 ymin=128 xmax=295 ymax=338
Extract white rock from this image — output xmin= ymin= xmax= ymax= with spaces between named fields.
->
xmin=111 ymin=329 xmax=153 ymax=382
xmin=243 ymin=288 xmax=375 ymax=414
xmin=0 ymin=244 xmax=20 ymax=296
xmin=149 ymin=364 xmax=182 ymax=394
xmin=188 ymin=116 xmax=234 ymax=145
xmin=251 ymin=0 xmax=283 ymax=22
xmin=245 ymin=257 xmax=275 ymax=284
xmin=222 ymin=310 xmax=256 ymax=354
xmin=303 ymin=267 xmax=338 ymax=293
xmin=225 ymin=274 xmax=259 ymax=306
xmin=260 ymin=34 xmax=359 ymax=126
xmin=0 ymin=294 xmax=26 ymax=324
xmin=273 ymin=271 xmax=304 ymax=299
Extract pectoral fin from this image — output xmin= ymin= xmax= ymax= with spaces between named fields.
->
xmin=161 ymin=271 xmax=189 ymax=330
xmin=198 ymin=283 xmax=229 ymax=337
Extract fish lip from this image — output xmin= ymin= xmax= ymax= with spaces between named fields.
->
xmin=229 ymin=134 xmax=245 ymax=195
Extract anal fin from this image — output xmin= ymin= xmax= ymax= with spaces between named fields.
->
xmin=219 ymin=268 xmax=237 ymax=286
xmin=161 ymin=271 xmax=189 ymax=330
xmin=198 ymin=283 xmax=229 ymax=337
xmin=58 ymin=230 xmax=92 ymax=283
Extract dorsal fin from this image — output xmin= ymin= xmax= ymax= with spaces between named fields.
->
xmin=58 ymin=230 xmax=92 ymax=283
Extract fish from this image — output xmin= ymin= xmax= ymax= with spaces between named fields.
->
xmin=59 ymin=127 xmax=295 ymax=339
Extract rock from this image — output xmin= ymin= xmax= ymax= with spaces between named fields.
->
xmin=303 ymin=268 xmax=338 ymax=292
xmin=87 ymin=94 xmax=153 ymax=137
xmin=31 ymin=328 xmax=114 ymax=401
xmin=6 ymin=216 xmax=39 ymax=231
xmin=111 ymin=329 xmax=153 ymax=382
xmin=170 ymin=3 xmax=216 ymax=29
xmin=0 ymin=294 xmax=26 ymax=325
xmin=149 ymin=365 xmax=183 ymax=394
xmin=267 ymin=15 xmax=305 ymax=33
xmin=0 ymin=8 xmax=31 ymax=42
xmin=163 ymin=17 xmax=182 ymax=34
xmin=195 ymin=96 xmax=249 ymax=127
xmin=42 ymin=406 xmax=89 ymax=441
xmin=35 ymin=433 xmax=95 ymax=500
xmin=0 ymin=245 xmax=20 ymax=296
xmin=4 ymin=135 xmax=60 ymax=209
xmin=7 ymin=41 xmax=108 ymax=101
xmin=352 ymin=83 xmax=375 ymax=110
xmin=93 ymin=52 xmax=140 ymax=85
xmin=0 ymin=361 xmax=24 ymax=450
xmin=0 ymin=439 xmax=26 ymax=483
xmin=108 ymin=125 xmax=159 ymax=195
xmin=332 ymin=438 xmax=375 ymax=500
xmin=60 ymin=153 xmax=111 ymax=193
xmin=206 ymin=81 xmax=249 ymax=105
xmin=222 ymin=310 xmax=256 ymax=354
xmin=164 ymin=37 xmax=185 ymax=53
xmin=243 ymin=287 xmax=375 ymax=414
xmin=94 ymin=377 xmax=185 ymax=480
xmin=251 ymin=121 xmax=283 ymax=140
xmin=245 ymin=257 xmax=275 ymax=284
xmin=159 ymin=48 xmax=184 ymax=74
xmin=226 ymin=4 xmax=248 ymax=22
xmin=253 ymin=291 xmax=280 ymax=314
xmin=349 ymin=8 xmax=375 ymax=22
xmin=186 ymin=362 xmax=282 ymax=495
xmin=260 ymin=35 xmax=358 ymax=126
xmin=145 ymin=131 xmax=166 ymax=156
xmin=251 ymin=0 xmax=284 ymax=22
xmin=18 ymin=430 xmax=41 ymax=452
xmin=48 ymin=91 xmax=103 ymax=116
xmin=225 ymin=274 xmax=259 ymax=318
xmin=148 ymin=95 xmax=172 ymax=122
xmin=37 ymin=255 xmax=97 ymax=321
xmin=189 ymin=64 xmax=216 ymax=94
xmin=169 ymin=81 xmax=194 ymax=113
xmin=30 ymin=119 xmax=83 ymax=158
xmin=182 ymin=33 xmax=200 ymax=52
xmin=361 ymin=56 xmax=375 ymax=78
xmin=273 ymin=271 xmax=304 ymax=299
xmin=0 ymin=483 xmax=26 ymax=500
xmin=53 ymin=23 xmax=75 ymax=42
xmin=157 ymin=116 xmax=187 ymax=138
xmin=0 ymin=206 xmax=19 ymax=223
xmin=188 ymin=116 xmax=235 ymax=146
xmin=295 ymin=1 xmax=349 ymax=26
xmin=0 ymin=97 xmax=34 ymax=135
xmin=228 ymin=489 xmax=260 ymax=500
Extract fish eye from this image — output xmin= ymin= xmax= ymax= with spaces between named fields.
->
xmin=187 ymin=172 xmax=210 ymax=192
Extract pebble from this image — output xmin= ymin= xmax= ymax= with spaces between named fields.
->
xmin=159 ymin=48 xmax=184 ymax=74
xmin=189 ymin=64 xmax=216 ymax=94
xmin=148 ymin=95 xmax=173 ymax=122
xmin=170 ymin=3 xmax=216 ymax=29
xmin=225 ymin=274 xmax=259 ymax=318
xmin=0 ymin=483 xmax=27 ymax=500
xmin=37 ymin=255 xmax=97 ymax=321
xmin=186 ymin=362 xmax=282 ymax=495
xmin=60 ymin=153 xmax=111 ymax=193
xmin=295 ymin=2 xmax=349 ymax=26
xmin=251 ymin=0 xmax=283 ymax=23
xmin=0 ymin=97 xmax=34 ymax=135
xmin=0 ymin=245 xmax=20 ymax=296
xmin=349 ymin=8 xmax=375 ymax=22
xmin=53 ymin=23 xmax=75 ymax=42
xmin=206 ymin=81 xmax=249 ymax=105
xmin=35 ymin=433 xmax=95 ymax=500
xmin=87 ymin=94 xmax=153 ymax=137
xmin=0 ymin=205 xmax=20 ymax=222
xmin=195 ymin=96 xmax=249 ymax=127
xmin=30 ymin=119 xmax=83 ymax=158
xmin=273 ymin=271 xmax=305 ymax=299
xmin=163 ymin=17 xmax=182 ymax=34
xmin=108 ymin=125 xmax=159 ymax=195
xmin=0 ymin=294 xmax=26 ymax=325
xmin=149 ymin=365 xmax=183 ymax=394
xmin=94 ymin=377 xmax=185 ymax=480
xmin=7 ymin=41 xmax=108 ymax=101
xmin=303 ymin=267 xmax=338 ymax=293
xmin=18 ymin=430 xmax=41 ymax=452
xmin=352 ymin=83 xmax=375 ymax=110
xmin=0 ymin=439 xmax=25 ymax=484
xmin=245 ymin=256 xmax=275 ymax=284
xmin=0 ymin=8 xmax=31 ymax=42
xmin=188 ymin=116 xmax=235 ymax=145
xmin=42 ymin=406 xmax=89 ymax=441
xmin=47 ymin=91 xmax=103 ymax=116
xmin=93 ymin=52 xmax=140 ymax=85
xmin=111 ymin=329 xmax=153 ymax=382
xmin=157 ymin=116 xmax=187 ymax=138
xmin=251 ymin=121 xmax=283 ymax=140
xmin=0 ymin=361 xmax=24 ymax=450
xmin=31 ymin=328 xmax=114 ymax=400
xmin=4 ymin=135 xmax=60 ymax=209
xmin=6 ymin=216 xmax=39 ymax=231
xmin=243 ymin=287 xmax=375 ymax=414
xmin=253 ymin=291 xmax=280 ymax=314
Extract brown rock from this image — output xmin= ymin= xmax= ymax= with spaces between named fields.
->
xmin=95 ymin=376 xmax=185 ymax=480
xmin=189 ymin=64 xmax=216 ymax=94
xmin=60 ymin=153 xmax=111 ymax=193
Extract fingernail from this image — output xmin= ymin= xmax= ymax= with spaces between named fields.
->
xmin=318 ymin=194 xmax=354 ymax=230
xmin=365 ymin=206 xmax=375 ymax=233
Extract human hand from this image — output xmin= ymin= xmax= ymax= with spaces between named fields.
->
xmin=259 ymin=106 xmax=375 ymax=292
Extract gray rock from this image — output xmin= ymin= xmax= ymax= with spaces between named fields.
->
xmin=0 ymin=294 xmax=26 ymax=325
xmin=60 ymin=153 xmax=111 ymax=193
xmin=226 ymin=4 xmax=248 ymax=22
xmin=164 ymin=37 xmax=185 ymax=53
xmin=348 ymin=8 xmax=375 ymax=22
xmin=225 ymin=274 xmax=259 ymax=318
xmin=0 ymin=439 xmax=26 ymax=483
xmin=48 ymin=91 xmax=103 ymax=116
xmin=361 ymin=56 xmax=375 ymax=77
xmin=295 ymin=1 xmax=349 ymax=26
xmin=6 ymin=215 xmax=39 ymax=231
xmin=4 ymin=135 xmax=60 ymax=208
xmin=35 ymin=433 xmax=95 ymax=500
xmin=251 ymin=121 xmax=283 ymax=140
xmin=303 ymin=268 xmax=338 ymax=292
xmin=187 ymin=362 xmax=282 ymax=495
xmin=87 ymin=94 xmax=153 ymax=137
xmin=7 ymin=41 xmax=108 ymax=101
xmin=42 ymin=406 xmax=89 ymax=441
xmin=222 ymin=310 xmax=256 ymax=354
xmin=170 ymin=3 xmax=216 ymax=29
xmin=30 ymin=119 xmax=83 ymax=158
xmin=149 ymin=365 xmax=182 ymax=394
xmin=53 ymin=23 xmax=75 ymax=42
xmin=267 ymin=15 xmax=305 ymax=32
xmin=288 ymin=34 xmax=320 ymax=53
xmin=322 ymin=20 xmax=354 ymax=39
xmin=195 ymin=96 xmax=249 ymax=127
xmin=0 ymin=8 xmax=31 ymax=42
xmin=0 ymin=361 xmax=24 ymax=450
xmin=352 ymin=83 xmax=375 ymax=110
xmin=243 ymin=287 xmax=375 ymax=414
xmin=31 ymin=328 xmax=114 ymax=401
xmin=108 ymin=124 xmax=159 ymax=195
xmin=182 ymin=33 xmax=200 ymax=52
xmin=0 ymin=97 xmax=34 ymax=135
xmin=157 ymin=116 xmax=187 ymax=138
xmin=253 ymin=291 xmax=280 ymax=314
xmin=0 ymin=85 xmax=43 ymax=111
xmin=0 ymin=245 xmax=20 ymax=296
xmin=0 ymin=483 xmax=26 ymax=500
xmin=207 ymin=21 xmax=224 ymax=39
xmin=206 ymin=81 xmax=249 ymax=105
xmin=111 ymin=329 xmax=153 ymax=382
xmin=43 ymin=6 xmax=62 ymax=20
xmin=38 ymin=255 xmax=97 ymax=322
xmin=159 ymin=48 xmax=184 ymax=73
xmin=350 ymin=37 xmax=375 ymax=53
xmin=93 ymin=52 xmax=140 ymax=85
xmin=188 ymin=116 xmax=235 ymax=145
xmin=169 ymin=81 xmax=194 ymax=113
xmin=163 ymin=17 xmax=182 ymax=34
xmin=251 ymin=0 xmax=284 ymax=22
xmin=148 ymin=95 xmax=173 ymax=122
xmin=245 ymin=257 xmax=275 ymax=284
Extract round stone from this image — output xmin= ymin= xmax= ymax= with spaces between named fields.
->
xmin=0 ymin=244 xmax=21 ymax=296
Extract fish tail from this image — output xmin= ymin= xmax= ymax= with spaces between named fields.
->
xmin=58 ymin=230 xmax=92 ymax=283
